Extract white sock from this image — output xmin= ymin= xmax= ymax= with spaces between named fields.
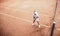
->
xmin=38 ymin=25 xmax=40 ymax=28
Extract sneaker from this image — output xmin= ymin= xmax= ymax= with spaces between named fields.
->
xmin=32 ymin=23 xmax=34 ymax=26
xmin=38 ymin=25 xmax=40 ymax=28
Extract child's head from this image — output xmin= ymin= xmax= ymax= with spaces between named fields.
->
xmin=33 ymin=9 xmax=38 ymax=15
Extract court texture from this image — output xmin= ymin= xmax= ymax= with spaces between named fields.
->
xmin=0 ymin=0 xmax=60 ymax=36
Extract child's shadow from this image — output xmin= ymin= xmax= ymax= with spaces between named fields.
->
xmin=30 ymin=26 xmax=44 ymax=36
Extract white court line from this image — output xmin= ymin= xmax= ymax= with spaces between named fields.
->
xmin=0 ymin=13 xmax=32 ymax=23
xmin=0 ymin=13 xmax=53 ymax=28
xmin=56 ymin=29 xmax=60 ymax=31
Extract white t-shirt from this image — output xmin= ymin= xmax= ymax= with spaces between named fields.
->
xmin=33 ymin=11 xmax=39 ymax=19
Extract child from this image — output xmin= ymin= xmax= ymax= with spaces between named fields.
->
xmin=32 ymin=10 xmax=40 ymax=28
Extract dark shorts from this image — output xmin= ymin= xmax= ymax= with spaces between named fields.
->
xmin=34 ymin=17 xmax=38 ymax=20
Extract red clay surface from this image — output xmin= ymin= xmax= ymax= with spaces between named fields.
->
xmin=0 ymin=0 xmax=60 ymax=36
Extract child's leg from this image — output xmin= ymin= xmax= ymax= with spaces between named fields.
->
xmin=36 ymin=18 xmax=40 ymax=25
xmin=32 ymin=20 xmax=35 ymax=26
xmin=37 ymin=21 xmax=40 ymax=28
xmin=37 ymin=21 xmax=40 ymax=25
xmin=36 ymin=18 xmax=40 ymax=28
xmin=33 ymin=20 xmax=35 ymax=23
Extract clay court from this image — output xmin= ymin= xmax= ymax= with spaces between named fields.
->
xmin=0 ymin=0 xmax=60 ymax=36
